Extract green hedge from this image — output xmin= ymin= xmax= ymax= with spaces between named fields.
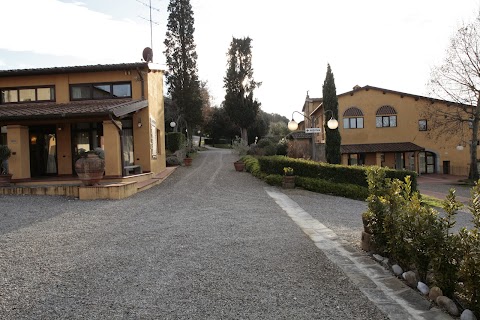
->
xmin=257 ymin=155 xmax=417 ymax=191
xmin=165 ymin=132 xmax=185 ymax=153
xmin=296 ymin=177 xmax=368 ymax=200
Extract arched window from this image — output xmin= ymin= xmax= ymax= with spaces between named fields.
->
xmin=376 ymin=105 xmax=397 ymax=127
xmin=343 ymin=107 xmax=364 ymax=129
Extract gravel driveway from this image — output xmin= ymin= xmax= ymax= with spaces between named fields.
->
xmin=0 ymin=148 xmax=391 ymax=319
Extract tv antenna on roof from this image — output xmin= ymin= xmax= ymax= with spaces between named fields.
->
xmin=137 ymin=0 xmax=160 ymax=54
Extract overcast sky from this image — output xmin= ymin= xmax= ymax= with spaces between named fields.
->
xmin=0 ymin=0 xmax=478 ymax=120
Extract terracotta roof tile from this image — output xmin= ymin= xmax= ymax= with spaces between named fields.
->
xmin=0 ymin=63 xmax=148 ymax=77
xmin=0 ymin=99 xmax=146 ymax=120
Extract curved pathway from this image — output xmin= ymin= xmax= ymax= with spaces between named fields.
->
xmin=0 ymin=148 xmax=449 ymax=319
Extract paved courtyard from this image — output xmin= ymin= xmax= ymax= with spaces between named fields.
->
xmin=0 ymin=148 xmax=452 ymax=319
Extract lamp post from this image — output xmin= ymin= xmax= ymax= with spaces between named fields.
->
xmin=287 ymin=110 xmax=338 ymax=161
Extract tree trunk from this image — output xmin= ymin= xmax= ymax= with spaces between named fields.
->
xmin=240 ymin=127 xmax=248 ymax=145
xmin=469 ymin=100 xmax=480 ymax=180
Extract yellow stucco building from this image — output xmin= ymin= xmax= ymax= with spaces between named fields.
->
xmin=304 ymin=85 xmax=472 ymax=176
xmin=0 ymin=62 xmax=166 ymax=185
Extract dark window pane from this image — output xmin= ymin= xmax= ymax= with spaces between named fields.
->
xmin=93 ymin=84 xmax=111 ymax=98
xmin=113 ymin=84 xmax=131 ymax=97
xmin=382 ymin=116 xmax=389 ymax=127
xmin=350 ymin=118 xmax=357 ymax=128
xmin=72 ymin=86 xmax=91 ymax=99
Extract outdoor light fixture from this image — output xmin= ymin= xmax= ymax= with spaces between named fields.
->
xmin=137 ymin=118 xmax=142 ymax=128
xmin=287 ymin=109 xmax=339 ymax=160
xmin=170 ymin=121 xmax=176 ymax=128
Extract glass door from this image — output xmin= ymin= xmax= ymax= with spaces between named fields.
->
xmin=29 ymin=126 xmax=57 ymax=177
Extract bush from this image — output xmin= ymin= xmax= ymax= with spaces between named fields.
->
xmin=258 ymin=156 xmax=417 ymax=191
xmin=166 ymin=132 xmax=185 ymax=153
xmin=296 ymin=176 xmax=368 ymax=200
xmin=166 ymin=155 xmax=181 ymax=167
xmin=364 ymin=168 xmax=480 ymax=317
xmin=265 ymin=174 xmax=283 ymax=186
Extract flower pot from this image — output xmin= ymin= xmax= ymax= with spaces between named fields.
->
xmin=184 ymin=157 xmax=193 ymax=166
xmin=234 ymin=161 xmax=245 ymax=172
xmin=75 ymin=152 xmax=105 ymax=186
xmin=282 ymin=175 xmax=295 ymax=189
xmin=0 ymin=174 xmax=12 ymax=187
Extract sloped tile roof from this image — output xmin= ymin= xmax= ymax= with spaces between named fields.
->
xmin=0 ymin=62 xmax=148 ymax=77
xmin=341 ymin=142 xmax=424 ymax=154
xmin=0 ymin=99 xmax=147 ymax=120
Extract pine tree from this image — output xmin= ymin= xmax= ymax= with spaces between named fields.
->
xmin=223 ymin=37 xmax=261 ymax=143
xmin=323 ymin=64 xmax=341 ymax=164
xmin=164 ymin=0 xmax=202 ymax=141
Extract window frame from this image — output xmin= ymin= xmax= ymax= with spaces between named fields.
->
xmin=376 ymin=115 xmax=397 ymax=128
xmin=343 ymin=117 xmax=364 ymax=129
xmin=70 ymin=81 xmax=132 ymax=101
xmin=418 ymin=119 xmax=427 ymax=131
xmin=0 ymin=85 xmax=55 ymax=104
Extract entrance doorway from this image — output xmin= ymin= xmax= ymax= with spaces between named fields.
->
xmin=29 ymin=126 xmax=57 ymax=177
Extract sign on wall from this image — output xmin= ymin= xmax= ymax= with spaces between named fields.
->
xmin=150 ymin=116 xmax=157 ymax=159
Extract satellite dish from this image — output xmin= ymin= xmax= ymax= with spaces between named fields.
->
xmin=142 ymin=47 xmax=153 ymax=63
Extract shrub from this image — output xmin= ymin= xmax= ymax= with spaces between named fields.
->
xmin=276 ymin=140 xmax=288 ymax=156
xmin=242 ymin=155 xmax=264 ymax=179
xmin=166 ymin=155 xmax=181 ymax=167
xmin=258 ymin=156 xmax=417 ymax=191
xmin=166 ymin=132 xmax=185 ymax=153
xmin=296 ymin=176 xmax=368 ymax=201
xmin=265 ymin=174 xmax=283 ymax=186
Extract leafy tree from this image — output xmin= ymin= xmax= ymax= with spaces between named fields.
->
xmin=223 ymin=37 xmax=261 ymax=144
xmin=164 ymin=0 xmax=203 ymax=141
xmin=426 ymin=13 xmax=480 ymax=180
xmin=323 ymin=64 xmax=341 ymax=164
xmin=204 ymin=106 xmax=238 ymax=143
xmin=268 ymin=121 xmax=290 ymax=139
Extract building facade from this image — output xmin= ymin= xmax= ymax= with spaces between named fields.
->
xmin=308 ymin=85 xmax=472 ymax=176
xmin=0 ymin=62 xmax=166 ymax=183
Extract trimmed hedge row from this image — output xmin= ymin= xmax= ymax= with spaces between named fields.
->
xmin=296 ymin=177 xmax=368 ymax=200
xmin=257 ymin=155 xmax=417 ymax=190
xmin=242 ymin=155 xmax=369 ymax=200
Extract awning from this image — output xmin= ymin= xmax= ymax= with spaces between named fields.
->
xmin=341 ymin=142 xmax=425 ymax=154
xmin=0 ymin=99 xmax=148 ymax=121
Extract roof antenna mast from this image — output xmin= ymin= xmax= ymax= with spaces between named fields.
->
xmin=137 ymin=0 xmax=160 ymax=54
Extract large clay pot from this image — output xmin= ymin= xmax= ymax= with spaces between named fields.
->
xmin=234 ymin=161 xmax=245 ymax=172
xmin=184 ymin=157 xmax=193 ymax=166
xmin=75 ymin=152 xmax=105 ymax=186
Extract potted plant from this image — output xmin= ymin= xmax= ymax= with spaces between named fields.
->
xmin=184 ymin=152 xmax=193 ymax=166
xmin=75 ymin=147 xmax=105 ymax=186
xmin=0 ymin=145 xmax=12 ymax=186
xmin=232 ymin=136 xmax=249 ymax=171
xmin=282 ymin=167 xmax=295 ymax=189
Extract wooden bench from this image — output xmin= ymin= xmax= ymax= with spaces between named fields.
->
xmin=124 ymin=165 xmax=142 ymax=176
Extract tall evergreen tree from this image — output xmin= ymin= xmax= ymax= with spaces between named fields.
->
xmin=164 ymin=0 xmax=202 ymax=141
xmin=223 ymin=37 xmax=261 ymax=143
xmin=323 ymin=64 xmax=341 ymax=164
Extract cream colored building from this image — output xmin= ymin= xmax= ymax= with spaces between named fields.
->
xmin=0 ymin=62 xmax=166 ymax=182
xmin=305 ymin=85 xmax=471 ymax=176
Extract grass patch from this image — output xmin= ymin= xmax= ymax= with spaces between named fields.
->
xmin=421 ymin=194 xmax=444 ymax=208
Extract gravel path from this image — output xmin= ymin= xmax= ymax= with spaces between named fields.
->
xmin=0 ymin=148 xmax=388 ymax=319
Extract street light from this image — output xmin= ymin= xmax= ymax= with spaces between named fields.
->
xmin=287 ymin=110 xmax=338 ymax=161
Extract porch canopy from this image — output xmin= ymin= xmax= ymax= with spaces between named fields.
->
xmin=341 ymin=142 xmax=424 ymax=154
xmin=0 ymin=99 xmax=148 ymax=123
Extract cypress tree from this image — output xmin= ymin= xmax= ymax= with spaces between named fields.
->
xmin=164 ymin=0 xmax=202 ymax=141
xmin=223 ymin=37 xmax=261 ymax=143
xmin=323 ymin=64 xmax=341 ymax=164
